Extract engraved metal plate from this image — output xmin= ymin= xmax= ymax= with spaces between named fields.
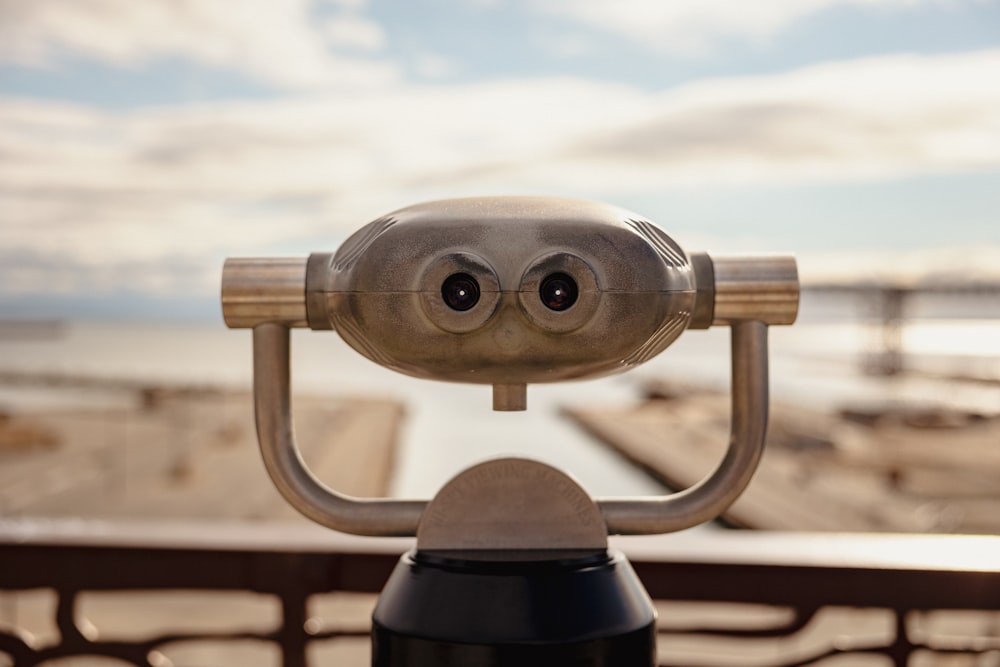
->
xmin=417 ymin=458 xmax=608 ymax=552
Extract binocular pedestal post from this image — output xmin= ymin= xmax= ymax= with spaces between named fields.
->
xmin=372 ymin=549 xmax=655 ymax=666
xmin=370 ymin=458 xmax=656 ymax=667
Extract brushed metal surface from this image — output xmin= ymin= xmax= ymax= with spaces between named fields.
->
xmin=221 ymin=258 xmax=308 ymax=328
xmin=416 ymin=458 xmax=607 ymax=552
xmin=307 ymin=197 xmax=697 ymax=387
xmin=712 ymin=255 xmax=799 ymax=325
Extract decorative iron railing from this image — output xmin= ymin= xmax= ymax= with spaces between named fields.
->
xmin=1 ymin=519 xmax=998 ymax=666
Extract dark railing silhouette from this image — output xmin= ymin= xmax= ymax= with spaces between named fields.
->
xmin=2 ymin=519 xmax=999 ymax=666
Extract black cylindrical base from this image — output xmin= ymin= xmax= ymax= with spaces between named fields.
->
xmin=371 ymin=549 xmax=656 ymax=667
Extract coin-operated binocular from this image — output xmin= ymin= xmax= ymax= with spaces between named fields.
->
xmin=222 ymin=197 xmax=798 ymax=666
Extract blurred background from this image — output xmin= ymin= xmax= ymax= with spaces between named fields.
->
xmin=2 ymin=3 xmax=1000 ymax=665
xmin=1 ymin=0 xmax=999 ymax=529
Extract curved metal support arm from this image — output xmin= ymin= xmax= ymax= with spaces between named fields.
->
xmin=598 ymin=320 xmax=769 ymax=535
xmin=254 ymin=320 xmax=768 ymax=537
xmin=252 ymin=323 xmax=426 ymax=536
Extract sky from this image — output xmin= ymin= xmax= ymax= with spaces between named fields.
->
xmin=1 ymin=0 xmax=999 ymax=320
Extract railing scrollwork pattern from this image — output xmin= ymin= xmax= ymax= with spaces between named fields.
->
xmin=2 ymin=521 xmax=999 ymax=666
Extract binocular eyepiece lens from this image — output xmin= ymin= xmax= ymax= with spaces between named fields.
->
xmin=539 ymin=273 xmax=578 ymax=311
xmin=441 ymin=273 xmax=481 ymax=311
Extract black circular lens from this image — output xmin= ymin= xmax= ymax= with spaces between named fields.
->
xmin=539 ymin=273 xmax=578 ymax=311
xmin=441 ymin=273 xmax=480 ymax=311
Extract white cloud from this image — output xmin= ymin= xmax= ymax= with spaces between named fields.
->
xmin=319 ymin=0 xmax=369 ymax=9
xmin=549 ymin=49 xmax=1000 ymax=190
xmin=1 ymin=49 xmax=998 ymax=297
xmin=0 ymin=0 xmax=397 ymax=89
xmin=325 ymin=15 xmax=387 ymax=52
xmin=411 ymin=52 xmax=462 ymax=79
xmin=537 ymin=0 xmax=984 ymax=55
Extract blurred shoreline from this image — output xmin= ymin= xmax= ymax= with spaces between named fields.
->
xmin=0 ymin=294 xmax=998 ymax=510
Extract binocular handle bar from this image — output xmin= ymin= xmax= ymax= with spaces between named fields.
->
xmin=252 ymin=319 xmax=769 ymax=537
xmin=597 ymin=320 xmax=767 ymax=533
xmin=254 ymin=323 xmax=426 ymax=536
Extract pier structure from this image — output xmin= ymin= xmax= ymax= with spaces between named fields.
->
xmin=805 ymin=280 xmax=1000 ymax=376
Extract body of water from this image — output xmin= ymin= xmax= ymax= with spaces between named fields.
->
xmin=1 ymin=293 xmax=998 ymax=498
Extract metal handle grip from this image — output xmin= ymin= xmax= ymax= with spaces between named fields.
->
xmin=711 ymin=256 xmax=798 ymax=325
xmin=223 ymin=258 xmax=309 ymax=329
